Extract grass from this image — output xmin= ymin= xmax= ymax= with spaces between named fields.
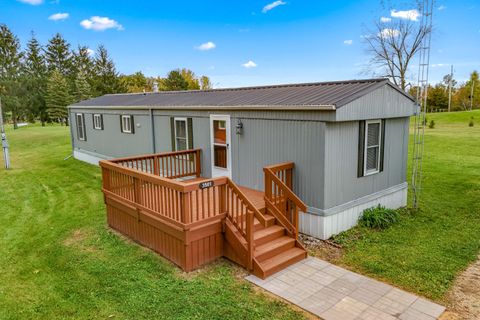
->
xmin=0 ymin=124 xmax=304 ymax=320
xmin=333 ymin=110 xmax=480 ymax=301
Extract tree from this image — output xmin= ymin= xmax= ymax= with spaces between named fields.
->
xmin=200 ymin=75 xmax=212 ymax=90
xmin=119 ymin=71 xmax=148 ymax=93
xmin=0 ymin=24 xmax=24 ymax=129
xmin=93 ymin=45 xmax=124 ymax=95
xmin=163 ymin=70 xmax=188 ymax=91
xmin=24 ymin=33 xmax=48 ymax=125
xmin=363 ymin=12 xmax=431 ymax=90
xmin=427 ymin=84 xmax=448 ymax=112
xmin=74 ymin=70 xmax=91 ymax=102
xmin=45 ymin=33 xmax=73 ymax=77
xmin=45 ymin=70 xmax=72 ymax=124
xmin=180 ymin=68 xmax=200 ymax=90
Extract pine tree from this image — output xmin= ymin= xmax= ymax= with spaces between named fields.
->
xmin=74 ymin=70 xmax=91 ymax=102
xmin=93 ymin=45 xmax=124 ymax=95
xmin=45 ymin=70 xmax=72 ymax=124
xmin=24 ymin=32 xmax=48 ymax=125
xmin=45 ymin=33 xmax=73 ymax=77
xmin=0 ymin=24 xmax=23 ymax=129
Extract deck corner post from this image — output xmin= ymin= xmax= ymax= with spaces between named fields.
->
xmin=246 ymin=209 xmax=254 ymax=271
xmin=181 ymin=192 xmax=191 ymax=224
xmin=195 ymin=149 xmax=201 ymax=177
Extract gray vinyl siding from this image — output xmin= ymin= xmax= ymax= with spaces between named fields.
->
xmin=322 ymin=117 xmax=409 ymax=209
xmin=70 ymin=109 xmax=153 ymax=158
xmin=231 ymin=119 xmax=325 ymax=208
xmin=337 ymin=85 xmax=415 ymax=121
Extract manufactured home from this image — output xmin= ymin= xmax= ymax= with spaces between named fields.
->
xmin=69 ymin=78 xmax=416 ymax=276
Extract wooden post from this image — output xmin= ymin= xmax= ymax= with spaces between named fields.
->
xmin=246 ymin=209 xmax=254 ymax=271
xmin=153 ymin=156 xmax=159 ymax=176
xmin=181 ymin=192 xmax=191 ymax=224
xmin=195 ymin=149 xmax=201 ymax=177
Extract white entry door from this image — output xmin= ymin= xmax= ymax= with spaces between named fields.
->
xmin=210 ymin=115 xmax=232 ymax=178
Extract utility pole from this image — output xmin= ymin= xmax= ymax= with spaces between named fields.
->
xmin=448 ymin=65 xmax=453 ymax=112
xmin=0 ymin=97 xmax=10 ymax=169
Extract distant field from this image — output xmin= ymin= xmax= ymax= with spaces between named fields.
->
xmin=334 ymin=110 xmax=480 ymax=301
xmin=0 ymin=124 xmax=303 ymax=320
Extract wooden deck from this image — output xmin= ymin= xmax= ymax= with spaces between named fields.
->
xmin=100 ymin=149 xmax=308 ymax=278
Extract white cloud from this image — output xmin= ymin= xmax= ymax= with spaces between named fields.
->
xmin=242 ymin=60 xmax=257 ymax=68
xmin=262 ymin=1 xmax=286 ymax=13
xmin=17 ymin=0 xmax=43 ymax=5
xmin=48 ymin=13 xmax=69 ymax=21
xmin=391 ymin=9 xmax=421 ymax=21
xmin=195 ymin=41 xmax=216 ymax=51
xmin=438 ymin=5 xmax=446 ymax=10
xmin=379 ymin=28 xmax=400 ymax=38
xmin=80 ymin=16 xmax=123 ymax=31
xmin=380 ymin=17 xmax=392 ymax=23
xmin=343 ymin=39 xmax=353 ymax=45
xmin=86 ymin=48 xmax=95 ymax=56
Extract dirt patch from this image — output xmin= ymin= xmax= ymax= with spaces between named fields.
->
xmin=440 ymin=256 xmax=480 ymax=320
xmin=299 ymin=234 xmax=344 ymax=263
xmin=63 ymin=229 xmax=99 ymax=254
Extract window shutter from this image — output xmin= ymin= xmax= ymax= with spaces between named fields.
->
xmin=130 ymin=115 xmax=135 ymax=134
xmin=187 ymin=118 xmax=193 ymax=150
xmin=120 ymin=115 xmax=124 ymax=133
xmin=357 ymin=120 xmax=365 ymax=177
xmin=92 ymin=114 xmax=95 ymax=129
xmin=83 ymin=114 xmax=87 ymax=141
xmin=100 ymin=114 xmax=104 ymax=130
xmin=170 ymin=117 xmax=176 ymax=151
xmin=380 ymin=119 xmax=386 ymax=172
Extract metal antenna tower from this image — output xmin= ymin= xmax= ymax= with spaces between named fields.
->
xmin=411 ymin=0 xmax=434 ymax=209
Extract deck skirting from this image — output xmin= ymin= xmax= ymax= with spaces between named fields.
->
xmin=74 ymin=149 xmax=109 ymax=166
xmin=299 ymin=182 xmax=408 ymax=239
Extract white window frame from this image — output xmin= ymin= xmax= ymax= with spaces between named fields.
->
xmin=121 ymin=115 xmax=132 ymax=134
xmin=76 ymin=113 xmax=86 ymax=141
xmin=173 ymin=117 xmax=189 ymax=151
xmin=364 ymin=119 xmax=382 ymax=176
xmin=93 ymin=114 xmax=103 ymax=130
xmin=217 ymin=120 xmax=226 ymax=130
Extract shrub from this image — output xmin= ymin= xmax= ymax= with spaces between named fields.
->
xmin=428 ymin=120 xmax=435 ymax=129
xmin=469 ymin=117 xmax=474 ymax=127
xmin=359 ymin=205 xmax=399 ymax=229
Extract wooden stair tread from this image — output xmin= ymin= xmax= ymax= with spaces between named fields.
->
xmin=254 ymin=225 xmax=284 ymax=240
xmin=255 ymin=236 xmax=295 ymax=255
xmin=257 ymin=247 xmax=306 ymax=277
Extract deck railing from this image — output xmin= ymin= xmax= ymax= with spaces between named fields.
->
xmin=100 ymin=149 xmax=263 ymax=271
xmin=264 ymin=162 xmax=307 ymax=239
xmin=110 ymin=149 xmax=201 ymax=179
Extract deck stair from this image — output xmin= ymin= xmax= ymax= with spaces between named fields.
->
xmin=225 ymin=179 xmax=308 ymax=279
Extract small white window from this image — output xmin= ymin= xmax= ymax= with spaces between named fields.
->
xmin=174 ymin=118 xmax=188 ymax=151
xmin=93 ymin=114 xmax=103 ymax=130
xmin=364 ymin=120 xmax=382 ymax=175
xmin=217 ymin=120 xmax=226 ymax=130
xmin=121 ymin=115 xmax=133 ymax=134
xmin=76 ymin=113 xmax=86 ymax=141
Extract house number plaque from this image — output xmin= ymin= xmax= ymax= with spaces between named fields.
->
xmin=199 ymin=181 xmax=214 ymax=189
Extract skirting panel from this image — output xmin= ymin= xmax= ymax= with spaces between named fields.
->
xmin=299 ymin=184 xmax=407 ymax=239
xmin=106 ymin=202 xmax=223 ymax=272
xmin=74 ymin=149 xmax=107 ymax=166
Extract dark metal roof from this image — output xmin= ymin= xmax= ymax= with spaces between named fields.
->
xmin=70 ymin=78 xmax=415 ymax=110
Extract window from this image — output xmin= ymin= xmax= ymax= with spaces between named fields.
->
xmin=174 ymin=118 xmax=188 ymax=151
xmin=93 ymin=114 xmax=103 ymax=130
xmin=76 ymin=113 xmax=86 ymax=141
xmin=120 ymin=115 xmax=134 ymax=134
xmin=364 ymin=120 xmax=382 ymax=175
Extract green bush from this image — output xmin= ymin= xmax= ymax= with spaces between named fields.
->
xmin=428 ymin=120 xmax=435 ymax=129
xmin=469 ymin=117 xmax=474 ymax=127
xmin=359 ymin=205 xmax=399 ymax=229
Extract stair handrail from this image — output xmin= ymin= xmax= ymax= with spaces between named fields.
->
xmin=264 ymin=163 xmax=307 ymax=239
xmin=224 ymin=178 xmax=267 ymax=270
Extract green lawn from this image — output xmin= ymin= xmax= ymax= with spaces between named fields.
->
xmin=0 ymin=124 xmax=303 ymax=319
xmin=334 ymin=110 xmax=480 ymax=301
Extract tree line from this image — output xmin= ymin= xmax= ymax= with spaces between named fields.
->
xmin=409 ymin=71 xmax=479 ymax=112
xmin=0 ymin=24 xmax=212 ymax=129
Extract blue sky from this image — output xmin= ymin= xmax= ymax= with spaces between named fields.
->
xmin=1 ymin=0 xmax=479 ymax=88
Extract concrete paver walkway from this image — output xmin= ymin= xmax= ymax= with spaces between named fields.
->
xmin=246 ymin=257 xmax=445 ymax=320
